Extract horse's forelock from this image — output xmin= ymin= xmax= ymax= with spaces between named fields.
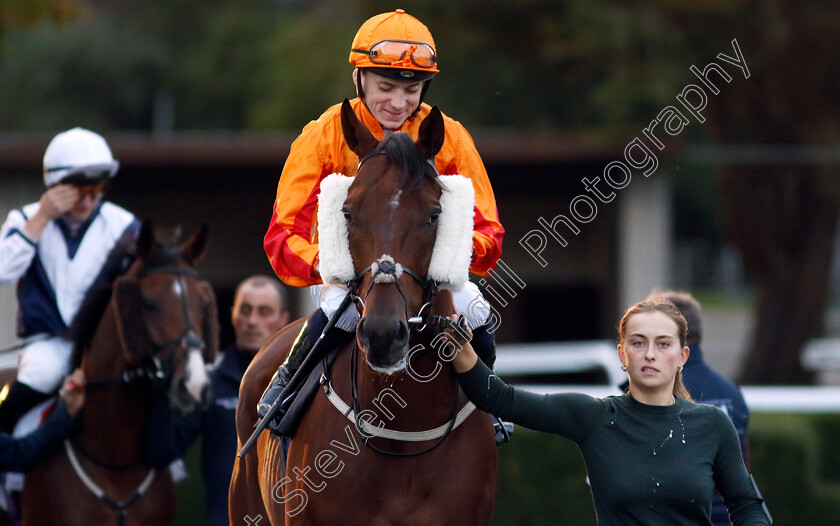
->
xmin=142 ymin=241 xmax=187 ymax=271
xmin=377 ymin=133 xmax=442 ymax=192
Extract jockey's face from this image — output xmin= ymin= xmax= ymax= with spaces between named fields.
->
xmin=66 ymin=187 xmax=103 ymax=222
xmin=357 ymin=70 xmax=423 ymax=131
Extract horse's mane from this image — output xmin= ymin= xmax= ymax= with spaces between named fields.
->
xmin=376 ymin=132 xmax=443 ymax=192
xmin=67 ymin=238 xmax=184 ymax=368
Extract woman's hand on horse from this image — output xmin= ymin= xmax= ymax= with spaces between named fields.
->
xmin=446 ymin=315 xmax=478 ymax=374
xmin=59 ymin=368 xmax=86 ymax=417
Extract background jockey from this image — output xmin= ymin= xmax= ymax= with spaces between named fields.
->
xmin=258 ymin=9 xmax=506 ymax=437
xmin=0 ymin=128 xmax=139 ymax=432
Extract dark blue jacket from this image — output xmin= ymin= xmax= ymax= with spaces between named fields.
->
xmin=0 ymin=402 xmax=77 ymax=472
xmin=682 ymin=343 xmax=750 ymax=526
xmin=146 ymin=347 xmax=252 ymax=526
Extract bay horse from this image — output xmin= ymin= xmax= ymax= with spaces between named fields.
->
xmin=19 ymin=220 xmax=218 ymax=525
xmin=231 ymin=100 xmax=496 ymax=525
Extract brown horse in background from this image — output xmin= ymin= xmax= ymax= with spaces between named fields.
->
xmin=231 ymin=101 xmax=496 ymax=525
xmin=20 ymin=221 xmax=218 ymax=525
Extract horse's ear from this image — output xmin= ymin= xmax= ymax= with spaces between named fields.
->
xmin=416 ymin=106 xmax=445 ymax=160
xmin=198 ymin=281 xmax=219 ymax=364
xmin=182 ymin=223 xmax=209 ymax=265
xmin=137 ymin=219 xmax=155 ymax=260
xmin=113 ymin=277 xmax=155 ymax=364
xmin=340 ymin=98 xmax=378 ymax=157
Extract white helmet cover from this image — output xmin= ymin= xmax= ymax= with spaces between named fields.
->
xmin=43 ymin=127 xmax=119 ymax=186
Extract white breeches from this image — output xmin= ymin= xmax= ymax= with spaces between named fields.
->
xmin=16 ymin=336 xmax=73 ymax=394
xmin=314 ymin=280 xmax=491 ymax=331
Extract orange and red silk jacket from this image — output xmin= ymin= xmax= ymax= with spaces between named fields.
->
xmin=264 ymin=98 xmax=504 ymax=287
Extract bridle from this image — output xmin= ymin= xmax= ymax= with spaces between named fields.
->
xmin=349 ymin=148 xmax=442 ymax=323
xmin=84 ymin=266 xmax=204 ymax=391
xmin=69 ymin=265 xmax=207 ymax=525
xmin=336 ymin=257 xmax=472 ymax=457
xmin=350 ymin=255 xmax=437 ymax=326
xmin=326 ymin=148 xmax=473 ymax=456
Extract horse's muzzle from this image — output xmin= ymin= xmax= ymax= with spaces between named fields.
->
xmin=357 ymin=316 xmax=410 ymax=374
xmin=169 ymin=377 xmax=211 ymax=414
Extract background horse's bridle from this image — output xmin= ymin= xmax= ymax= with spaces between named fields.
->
xmin=84 ymin=266 xmax=204 ymax=391
xmin=68 ymin=265 xmax=207 ymax=525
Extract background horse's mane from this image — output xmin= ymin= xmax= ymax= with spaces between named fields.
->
xmin=374 ymin=132 xmax=442 ymax=192
xmin=67 ymin=237 xmax=185 ymax=369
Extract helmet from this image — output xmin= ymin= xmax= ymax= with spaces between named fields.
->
xmin=43 ymin=127 xmax=119 ymax=187
xmin=349 ymin=9 xmax=438 ymax=82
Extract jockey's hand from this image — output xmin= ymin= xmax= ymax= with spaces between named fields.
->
xmin=38 ymin=184 xmax=80 ymax=220
xmin=59 ymin=368 xmax=86 ymax=417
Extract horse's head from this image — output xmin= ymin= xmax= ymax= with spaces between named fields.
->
xmin=317 ymin=100 xmax=475 ymax=374
xmin=112 ymin=220 xmax=219 ymax=413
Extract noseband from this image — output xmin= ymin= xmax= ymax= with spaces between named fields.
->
xmin=349 ymin=254 xmax=441 ymax=336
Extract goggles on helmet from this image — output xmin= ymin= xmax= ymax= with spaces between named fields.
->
xmin=73 ymin=181 xmax=107 ymax=199
xmin=45 ymin=162 xmax=119 ymax=186
xmin=352 ymin=40 xmax=437 ymax=70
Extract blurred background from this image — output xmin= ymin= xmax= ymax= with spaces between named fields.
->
xmin=1 ymin=1 xmax=839 ymax=524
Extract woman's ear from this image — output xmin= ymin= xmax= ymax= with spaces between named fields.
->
xmin=617 ymin=343 xmax=625 ymax=365
xmin=681 ymin=345 xmax=690 ymax=367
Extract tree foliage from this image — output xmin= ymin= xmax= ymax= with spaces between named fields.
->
xmin=1 ymin=0 xmax=836 ymax=383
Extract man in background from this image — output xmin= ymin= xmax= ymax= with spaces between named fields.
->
xmin=655 ymin=290 xmax=751 ymax=526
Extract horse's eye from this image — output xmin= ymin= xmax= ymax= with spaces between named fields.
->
xmin=428 ymin=210 xmax=441 ymax=226
xmin=342 ymin=208 xmax=352 ymax=222
xmin=142 ymin=299 xmax=157 ymax=312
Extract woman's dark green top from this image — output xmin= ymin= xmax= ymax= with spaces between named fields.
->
xmin=457 ymin=360 xmax=770 ymax=526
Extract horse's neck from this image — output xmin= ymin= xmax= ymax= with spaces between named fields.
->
xmin=78 ymin=306 xmax=149 ymax=464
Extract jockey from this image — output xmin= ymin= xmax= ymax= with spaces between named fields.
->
xmin=0 ymin=128 xmax=139 ymax=432
xmin=258 ymin=10 xmax=506 ymax=436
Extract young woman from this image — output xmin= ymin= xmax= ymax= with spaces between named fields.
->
xmin=451 ymin=298 xmax=770 ymax=525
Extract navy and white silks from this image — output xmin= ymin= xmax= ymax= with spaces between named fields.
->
xmin=0 ymin=201 xmax=137 ymax=393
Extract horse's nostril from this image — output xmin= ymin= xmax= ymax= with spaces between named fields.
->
xmin=395 ymin=321 xmax=409 ymax=346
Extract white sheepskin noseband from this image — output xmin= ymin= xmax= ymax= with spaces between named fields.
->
xmin=317 ymin=173 xmax=476 ymax=289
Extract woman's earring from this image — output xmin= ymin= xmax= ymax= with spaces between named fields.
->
xmin=620 ymin=364 xmax=627 ymax=371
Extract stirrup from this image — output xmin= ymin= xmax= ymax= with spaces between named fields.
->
xmin=493 ymin=415 xmax=514 ymax=445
